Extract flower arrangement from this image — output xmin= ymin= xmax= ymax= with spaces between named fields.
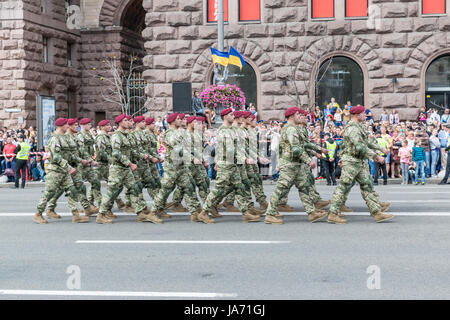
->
xmin=200 ymin=84 xmax=246 ymax=109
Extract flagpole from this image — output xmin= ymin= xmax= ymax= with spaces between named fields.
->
xmin=216 ymin=0 xmax=225 ymax=86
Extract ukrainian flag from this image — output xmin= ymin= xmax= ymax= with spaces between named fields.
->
xmin=210 ymin=47 xmax=229 ymax=67
xmin=229 ymin=46 xmax=245 ymax=70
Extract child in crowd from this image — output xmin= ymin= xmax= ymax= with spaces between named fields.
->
xmin=408 ymin=156 xmax=416 ymax=184
xmin=399 ymin=140 xmax=411 ymax=185
xmin=412 ymin=140 xmax=426 ymax=185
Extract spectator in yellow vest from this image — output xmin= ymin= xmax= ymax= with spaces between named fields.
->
xmin=13 ymin=134 xmax=30 ymax=189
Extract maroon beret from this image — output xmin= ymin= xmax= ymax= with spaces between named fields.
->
xmin=167 ymin=113 xmax=178 ymax=123
xmin=285 ymin=107 xmax=300 ymax=118
xmin=133 ymin=116 xmax=145 ymax=123
xmin=145 ymin=117 xmax=154 ymax=125
xmin=242 ymin=111 xmax=252 ymax=118
xmin=98 ymin=120 xmax=110 ymax=127
xmin=186 ymin=115 xmax=196 ymax=124
xmin=195 ymin=116 xmax=205 ymax=122
xmin=298 ymin=109 xmax=308 ymax=116
xmin=125 ymin=115 xmax=132 ymax=121
xmin=79 ymin=118 xmax=92 ymax=125
xmin=350 ymin=105 xmax=366 ymax=115
xmin=55 ymin=118 xmax=67 ymax=127
xmin=67 ymin=118 xmax=78 ymax=126
xmin=233 ymin=110 xmax=242 ymax=118
xmin=178 ymin=113 xmax=186 ymax=120
xmin=115 ymin=114 xmax=127 ymax=124
xmin=251 ymin=114 xmax=256 ymax=121
xmin=220 ymin=108 xmax=233 ymax=117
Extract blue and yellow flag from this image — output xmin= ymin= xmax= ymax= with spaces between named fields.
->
xmin=210 ymin=47 xmax=229 ymax=67
xmin=229 ymin=46 xmax=245 ymax=70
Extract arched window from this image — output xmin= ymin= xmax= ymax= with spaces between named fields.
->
xmin=425 ymin=55 xmax=450 ymax=111
xmin=315 ymin=56 xmax=364 ymax=109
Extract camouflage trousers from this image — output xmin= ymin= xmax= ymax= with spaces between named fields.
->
xmin=172 ymin=164 xmax=209 ymax=204
xmin=37 ymin=169 xmax=80 ymax=214
xmin=203 ymin=164 xmax=250 ymax=214
xmin=224 ymin=164 xmax=266 ymax=206
xmin=48 ymin=164 xmax=91 ymax=210
xmin=99 ymin=165 xmax=147 ymax=214
xmin=329 ymin=158 xmax=381 ymax=215
xmin=266 ymin=162 xmax=315 ymax=216
xmin=278 ymin=164 xmax=321 ymax=206
xmin=124 ymin=161 xmax=155 ymax=206
xmin=147 ymin=163 xmax=161 ymax=200
xmin=81 ymin=165 xmax=102 ymax=207
xmin=96 ymin=162 xmax=124 ymax=206
xmin=151 ymin=163 xmax=201 ymax=215
xmin=223 ymin=164 xmax=252 ymax=204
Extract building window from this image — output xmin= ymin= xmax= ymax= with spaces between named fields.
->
xmin=422 ymin=0 xmax=446 ymax=15
xmin=315 ymin=56 xmax=364 ymax=109
xmin=67 ymin=89 xmax=77 ymax=118
xmin=67 ymin=42 xmax=73 ymax=67
xmin=40 ymin=0 xmax=47 ymax=13
xmin=312 ymin=0 xmax=334 ymax=19
xmin=239 ymin=0 xmax=260 ymax=21
xmin=425 ymin=55 xmax=450 ymax=111
xmin=43 ymin=37 xmax=49 ymax=63
xmin=346 ymin=0 xmax=367 ymax=17
xmin=207 ymin=0 xmax=229 ymax=23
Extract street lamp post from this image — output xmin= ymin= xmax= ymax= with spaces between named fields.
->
xmin=214 ymin=0 xmax=227 ymax=86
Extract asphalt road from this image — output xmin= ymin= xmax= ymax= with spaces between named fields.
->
xmin=0 ymin=183 xmax=449 ymax=300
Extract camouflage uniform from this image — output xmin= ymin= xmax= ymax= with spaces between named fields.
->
xmin=266 ymin=123 xmax=315 ymax=216
xmin=202 ymin=124 xmax=250 ymax=214
xmin=143 ymin=127 xmax=161 ymax=199
xmin=328 ymin=120 xmax=381 ymax=215
xmin=247 ymin=126 xmax=266 ymax=205
xmin=99 ymin=130 xmax=147 ymax=215
xmin=78 ymin=130 xmax=102 ymax=206
xmin=124 ymin=130 xmax=147 ymax=207
xmin=150 ymin=127 xmax=201 ymax=215
xmin=47 ymin=132 xmax=92 ymax=210
xmin=171 ymin=128 xmax=209 ymax=203
xmin=36 ymin=133 xmax=80 ymax=214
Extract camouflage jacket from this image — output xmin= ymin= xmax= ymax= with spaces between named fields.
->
xmin=64 ymin=133 xmax=84 ymax=167
xmin=338 ymin=122 xmax=383 ymax=159
xmin=163 ymin=128 xmax=186 ymax=167
xmin=233 ymin=124 xmax=248 ymax=165
xmin=46 ymin=133 xmax=72 ymax=173
xmin=130 ymin=129 xmax=148 ymax=164
xmin=278 ymin=123 xmax=310 ymax=165
xmin=94 ymin=132 xmax=111 ymax=164
xmin=340 ymin=120 xmax=378 ymax=161
xmin=110 ymin=130 xmax=132 ymax=168
xmin=215 ymin=125 xmax=242 ymax=166
xmin=297 ymin=125 xmax=322 ymax=157
xmin=246 ymin=126 xmax=259 ymax=162
xmin=77 ymin=131 xmax=95 ymax=162
xmin=144 ymin=129 xmax=159 ymax=158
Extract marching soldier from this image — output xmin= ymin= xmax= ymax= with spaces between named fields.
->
xmin=78 ymin=118 xmax=103 ymax=207
xmin=148 ymin=113 xmax=202 ymax=221
xmin=143 ymin=117 xmax=163 ymax=200
xmin=96 ymin=114 xmax=161 ymax=224
xmin=264 ymin=107 xmax=327 ymax=225
xmin=198 ymin=108 xmax=261 ymax=224
xmin=34 ymin=118 xmax=89 ymax=224
xmin=46 ymin=118 xmax=98 ymax=218
xmin=327 ymin=106 xmax=394 ymax=224
xmin=94 ymin=120 xmax=125 ymax=214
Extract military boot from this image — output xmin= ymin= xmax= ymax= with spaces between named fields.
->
xmin=372 ymin=212 xmax=394 ymax=223
xmin=209 ymin=206 xmax=222 ymax=218
xmin=168 ymin=203 xmax=187 ymax=212
xmin=197 ymin=210 xmax=215 ymax=224
xmin=156 ymin=209 xmax=172 ymax=219
xmin=242 ymin=211 xmax=260 ymax=223
xmin=46 ymin=209 xmax=61 ymax=219
xmin=315 ymin=199 xmax=331 ymax=210
xmin=327 ymin=212 xmax=347 ymax=224
xmin=123 ymin=205 xmax=135 ymax=213
xmin=191 ymin=209 xmax=201 ymax=222
xmin=164 ymin=201 xmax=174 ymax=209
xmin=222 ymin=202 xmax=240 ymax=212
xmin=33 ymin=213 xmax=48 ymax=224
xmin=264 ymin=214 xmax=283 ymax=224
xmin=259 ymin=200 xmax=269 ymax=211
xmin=72 ymin=211 xmax=90 ymax=223
xmin=339 ymin=204 xmax=353 ymax=213
xmin=277 ymin=204 xmax=295 ymax=212
xmin=106 ymin=210 xmax=117 ymax=219
xmin=380 ymin=202 xmax=391 ymax=212
xmin=84 ymin=205 xmax=99 ymax=216
xmin=96 ymin=213 xmax=113 ymax=224
xmin=249 ymin=206 xmax=265 ymax=216
xmin=274 ymin=212 xmax=283 ymax=218
xmin=116 ymin=199 xmax=125 ymax=210
xmin=308 ymin=210 xmax=327 ymax=223
xmin=138 ymin=211 xmax=163 ymax=224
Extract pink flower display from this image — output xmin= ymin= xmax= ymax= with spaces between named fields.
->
xmin=200 ymin=84 xmax=246 ymax=109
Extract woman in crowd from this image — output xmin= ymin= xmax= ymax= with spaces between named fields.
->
xmin=390 ymin=129 xmax=402 ymax=178
xmin=430 ymin=129 xmax=441 ymax=178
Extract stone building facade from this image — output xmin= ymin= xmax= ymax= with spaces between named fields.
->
xmin=2 ymin=0 xmax=450 ymax=127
